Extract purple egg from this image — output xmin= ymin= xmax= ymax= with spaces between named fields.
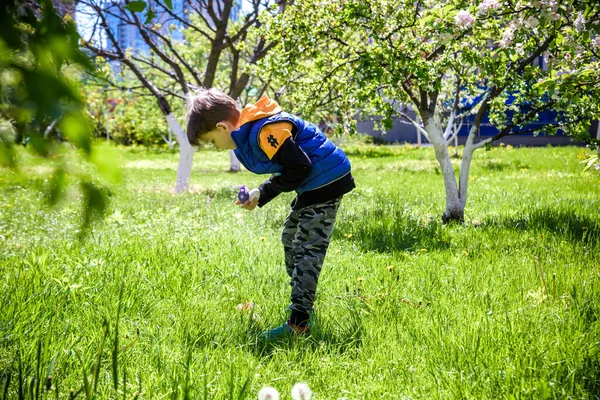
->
xmin=238 ymin=186 xmax=250 ymax=203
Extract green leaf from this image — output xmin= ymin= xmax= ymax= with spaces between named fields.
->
xmin=90 ymin=145 xmax=121 ymax=185
xmin=46 ymin=168 xmax=66 ymax=206
xmin=28 ymin=135 xmax=54 ymax=158
xmin=145 ymin=8 xmax=156 ymax=24
xmin=79 ymin=181 xmax=110 ymax=239
xmin=555 ymin=33 xmax=563 ymax=46
xmin=125 ymin=1 xmax=146 ymax=13
xmin=0 ymin=126 xmax=16 ymax=167
xmin=164 ymin=0 xmax=173 ymax=9
xmin=61 ymin=113 xmax=92 ymax=155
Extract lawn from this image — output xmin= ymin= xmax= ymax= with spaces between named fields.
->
xmin=1 ymin=142 xmax=599 ymax=399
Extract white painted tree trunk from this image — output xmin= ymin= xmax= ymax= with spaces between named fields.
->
xmin=425 ymin=117 xmax=464 ymax=222
xmin=165 ymin=113 xmax=195 ymax=193
xmin=458 ymin=125 xmax=481 ymax=211
xmin=229 ymin=150 xmax=241 ymax=171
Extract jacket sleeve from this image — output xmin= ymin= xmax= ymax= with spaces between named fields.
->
xmin=257 ymin=136 xmax=312 ymax=207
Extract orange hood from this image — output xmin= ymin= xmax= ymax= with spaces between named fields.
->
xmin=238 ymin=95 xmax=282 ymax=127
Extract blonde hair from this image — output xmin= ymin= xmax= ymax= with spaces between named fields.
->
xmin=186 ymin=88 xmax=240 ymax=146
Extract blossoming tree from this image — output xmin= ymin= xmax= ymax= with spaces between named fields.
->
xmin=262 ymin=0 xmax=600 ymax=221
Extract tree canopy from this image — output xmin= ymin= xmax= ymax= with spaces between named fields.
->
xmin=261 ymin=0 xmax=600 ymax=220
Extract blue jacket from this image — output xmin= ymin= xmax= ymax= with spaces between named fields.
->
xmin=231 ymin=112 xmax=351 ymax=194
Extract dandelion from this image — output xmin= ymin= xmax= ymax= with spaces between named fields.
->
xmin=291 ymin=383 xmax=312 ymax=400
xmin=386 ymin=265 xmax=393 ymax=271
xmin=347 ymin=233 xmax=353 ymax=239
xmin=455 ymin=10 xmax=475 ymax=30
xmin=258 ymin=387 xmax=279 ymax=400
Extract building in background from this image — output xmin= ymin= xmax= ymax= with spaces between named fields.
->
xmin=98 ymin=0 xmax=242 ymax=55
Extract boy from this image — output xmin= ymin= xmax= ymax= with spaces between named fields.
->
xmin=186 ymin=88 xmax=355 ymax=339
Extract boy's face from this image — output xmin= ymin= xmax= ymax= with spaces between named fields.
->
xmin=199 ymin=121 xmax=236 ymax=150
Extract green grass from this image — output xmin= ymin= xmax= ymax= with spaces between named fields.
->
xmin=1 ymin=142 xmax=599 ymax=399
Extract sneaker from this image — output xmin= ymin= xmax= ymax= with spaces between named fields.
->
xmin=261 ymin=320 xmax=309 ymax=340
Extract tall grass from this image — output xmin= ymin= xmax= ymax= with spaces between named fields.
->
xmin=1 ymin=143 xmax=599 ymax=399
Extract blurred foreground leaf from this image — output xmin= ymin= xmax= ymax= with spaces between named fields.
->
xmin=90 ymin=145 xmax=122 ymax=184
xmin=45 ymin=167 xmax=66 ymax=206
xmin=0 ymin=0 xmax=117 ymax=238
xmin=79 ymin=181 xmax=110 ymax=240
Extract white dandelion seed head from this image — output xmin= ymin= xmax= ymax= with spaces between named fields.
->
xmin=291 ymin=382 xmax=312 ymax=400
xmin=258 ymin=387 xmax=280 ymax=400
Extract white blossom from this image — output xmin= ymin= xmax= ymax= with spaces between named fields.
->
xmin=499 ymin=25 xmax=516 ymax=47
xmin=515 ymin=43 xmax=525 ymax=56
xmin=291 ymin=383 xmax=313 ymax=400
xmin=592 ymin=37 xmax=600 ymax=48
xmin=258 ymin=387 xmax=280 ymax=400
xmin=455 ymin=10 xmax=475 ymax=29
xmin=541 ymin=0 xmax=557 ymax=8
xmin=478 ymin=0 xmax=499 ymax=14
xmin=524 ymin=16 xmax=538 ymax=28
xmin=575 ymin=12 xmax=586 ymax=32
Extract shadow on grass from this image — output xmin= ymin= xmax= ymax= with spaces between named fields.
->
xmin=247 ymin=324 xmax=363 ymax=359
xmin=479 ymin=160 xmax=530 ymax=171
xmin=246 ymin=301 xmax=366 ymax=358
xmin=483 ymin=206 xmax=600 ymax=246
xmin=334 ymin=203 xmax=450 ymax=253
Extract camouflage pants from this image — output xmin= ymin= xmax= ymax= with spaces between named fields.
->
xmin=282 ymin=197 xmax=342 ymax=314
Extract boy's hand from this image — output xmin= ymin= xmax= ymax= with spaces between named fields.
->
xmin=235 ymin=188 xmax=260 ymax=210
xmin=236 ymin=197 xmax=259 ymax=210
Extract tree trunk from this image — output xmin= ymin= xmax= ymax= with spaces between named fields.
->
xmin=425 ymin=117 xmax=464 ymax=223
xmin=229 ymin=150 xmax=240 ymax=172
xmin=165 ymin=113 xmax=195 ymax=193
xmin=458 ymin=144 xmax=476 ymax=210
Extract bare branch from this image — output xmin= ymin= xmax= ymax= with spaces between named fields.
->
xmin=125 ymin=7 xmax=190 ymax=94
xmin=443 ymin=76 xmax=462 ymax=140
xmin=397 ymin=111 xmax=430 ymax=140
xmin=473 ymin=100 xmax=557 ymax=146
xmin=188 ymin=0 xmax=217 ymax=32
xmin=155 ymin=0 xmax=214 ymax=40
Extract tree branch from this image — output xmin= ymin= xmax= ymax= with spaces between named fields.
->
xmin=155 ymin=0 xmax=214 ymax=40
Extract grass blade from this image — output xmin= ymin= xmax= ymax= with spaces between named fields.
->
xmin=92 ymin=318 xmax=109 ymax=397
xmin=2 ymin=368 xmax=11 ymax=400
xmin=237 ymin=373 xmax=252 ymax=400
xmin=74 ymin=352 xmax=89 ymax=399
xmin=112 ymin=283 xmax=124 ymax=391
xmin=45 ymin=353 xmax=57 ymax=391
xmin=17 ymin=348 xmax=23 ymax=400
